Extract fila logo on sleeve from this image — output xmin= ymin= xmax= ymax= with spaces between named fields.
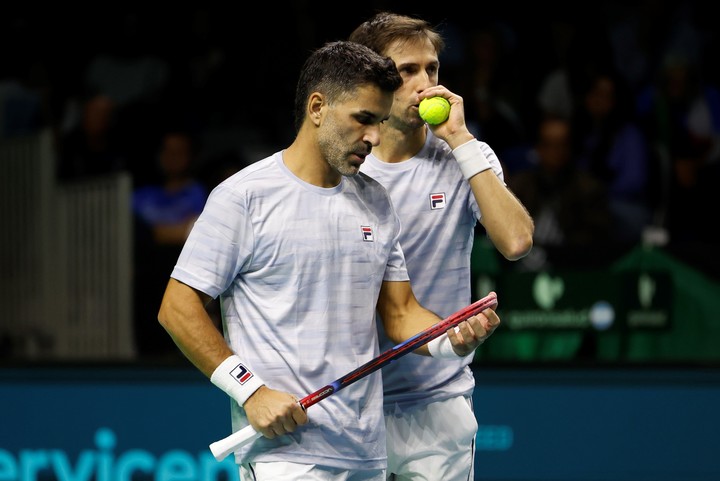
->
xmin=430 ymin=193 xmax=446 ymax=210
xmin=231 ymin=363 xmax=254 ymax=384
xmin=361 ymin=225 xmax=374 ymax=242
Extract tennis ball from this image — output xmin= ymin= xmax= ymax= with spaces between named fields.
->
xmin=418 ymin=97 xmax=451 ymax=125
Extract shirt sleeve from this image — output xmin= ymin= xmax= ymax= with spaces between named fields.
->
xmin=171 ymin=182 xmax=253 ymax=298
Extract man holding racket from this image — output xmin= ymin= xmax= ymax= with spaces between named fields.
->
xmin=157 ymin=40 xmax=500 ymax=481
xmin=349 ymin=13 xmax=534 ymax=481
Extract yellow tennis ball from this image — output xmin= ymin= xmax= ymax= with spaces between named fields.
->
xmin=418 ymin=97 xmax=451 ymax=125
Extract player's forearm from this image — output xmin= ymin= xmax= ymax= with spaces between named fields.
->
xmin=471 ymin=171 xmax=534 ymax=260
xmin=383 ymin=308 xmax=441 ymax=356
xmin=157 ymin=279 xmax=234 ymax=377
xmin=378 ymin=289 xmax=441 ymax=356
xmin=398 ymin=305 xmax=443 ymax=356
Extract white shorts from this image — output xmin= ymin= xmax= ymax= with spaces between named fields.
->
xmin=385 ymin=395 xmax=477 ymax=481
xmin=239 ymin=461 xmax=385 ymax=481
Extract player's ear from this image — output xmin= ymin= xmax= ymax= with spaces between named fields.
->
xmin=307 ymin=92 xmax=324 ymax=126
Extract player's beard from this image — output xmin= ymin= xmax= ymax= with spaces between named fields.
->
xmin=406 ymin=101 xmax=427 ymax=130
xmin=385 ymin=102 xmax=424 ymax=134
xmin=318 ymin=116 xmax=368 ymax=177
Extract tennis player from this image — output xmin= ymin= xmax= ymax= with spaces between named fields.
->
xmin=350 ymin=13 xmax=534 ymax=481
xmin=157 ymin=41 xmax=501 ymax=481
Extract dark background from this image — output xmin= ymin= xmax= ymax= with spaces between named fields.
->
xmin=6 ymin=1 xmax=719 ymax=168
xmin=3 ymin=1 xmax=720 ymax=363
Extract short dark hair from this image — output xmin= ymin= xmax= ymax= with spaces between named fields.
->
xmin=293 ymin=40 xmax=403 ymax=132
xmin=348 ymin=11 xmax=445 ymax=58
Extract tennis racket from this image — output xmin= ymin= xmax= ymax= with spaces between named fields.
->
xmin=209 ymin=291 xmax=498 ymax=461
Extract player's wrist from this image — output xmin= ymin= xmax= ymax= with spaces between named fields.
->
xmin=211 ymin=354 xmax=265 ymax=407
xmin=452 ymin=139 xmax=492 ymax=180
xmin=428 ymin=335 xmax=460 ymax=359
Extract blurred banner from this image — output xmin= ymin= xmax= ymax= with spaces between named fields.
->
xmin=0 ymin=367 xmax=237 ymax=481
xmin=472 ymin=367 xmax=720 ymax=481
xmin=472 ymin=242 xmax=720 ymax=364
xmin=495 ymin=270 xmax=672 ymax=331
xmin=1 ymin=366 xmax=718 ymax=481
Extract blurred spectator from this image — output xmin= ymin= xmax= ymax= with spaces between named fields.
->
xmin=528 ymin=15 xmax=615 ymax=177
xmin=663 ymin=133 xmax=720 ymax=280
xmin=636 ymin=50 xmax=720 ymax=169
xmin=84 ymin=13 xmax=169 ymax=110
xmin=462 ymin=23 xmax=526 ymax=165
xmin=55 ymin=93 xmax=127 ymax=181
xmin=81 ymin=12 xmax=171 ymax=186
xmin=605 ymin=0 xmax=671 ymax=93
xmin=536 ymin=17 xmax=615 ymax=121
xmin=506 ymin=116 xmax=612 ymax=272
xmin=665 ymin=135 xmax=719 ymax=243
xmin=572 ymin=70 xmax=653 ymax=245
xmin=161 ymin=9 xmax=235 ymax=129
xmin=132 ymin=130 xmax=207 ymax=359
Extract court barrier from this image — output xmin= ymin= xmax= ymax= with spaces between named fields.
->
xmin=0 ymin=129 xmax=134 ymax=360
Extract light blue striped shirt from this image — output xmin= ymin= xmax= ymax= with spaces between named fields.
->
xmin=360 ymin=132 xmax=504 ymax=409
xmin=171 ymin=151 xmax=409 ymax=469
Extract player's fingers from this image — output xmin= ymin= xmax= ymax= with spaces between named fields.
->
xmin=460 ymin=312 xmax=500 ymax=345
xmin=451 ymin=318 xmax=481 ymax=347
xmin=253 ymin=392 xmax=304 ymax=437
xmin=419 ymin=85 xmax=448 ymax=100
xmin=482 ymin=309 xmax=501 ymax=334
xmin=291 ymin=399 xmax=309 ymax=426
xmin=458 ymin=318 xmax=478 ymax=340
xmin=445 ymin=320 xmax=480 ymax=356
xmin=268 ymin=421 xmax=288 ymax=437
xmin=270 ymin=406 xmax=303 ymax=435
xmin=260 ymin=426 xmax=277 ymax=439
xmin=280 ymin=417 xmax=298 ymax=433
xmin=446 ymin=323 xmax=463 ymax=343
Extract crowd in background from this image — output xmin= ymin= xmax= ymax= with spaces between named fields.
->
xmin=2 ymin=2 xmax=719 ymax=359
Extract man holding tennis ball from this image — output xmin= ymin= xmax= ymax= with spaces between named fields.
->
xmin=350 ymin=12 xmax=534 ymax=481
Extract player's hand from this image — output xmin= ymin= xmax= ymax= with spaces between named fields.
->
xmin=446 ymin=300 xmax=501 ymax=356
xmin=418 ymin=85 xmax=474 ymax=149
xmin=243 ymin=386 xmax=308 ymax=439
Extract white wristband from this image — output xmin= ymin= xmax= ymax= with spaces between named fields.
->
xmin=428 ymin=334 xmax=461 ymax=359
xmin=452 ymin=139 xmax=492 ymax=180
xmin=211 ymin=354 xmax=265 ymax=407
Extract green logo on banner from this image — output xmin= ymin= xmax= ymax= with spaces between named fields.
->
xmin=533 ymin=273 xmax=564 ymax=309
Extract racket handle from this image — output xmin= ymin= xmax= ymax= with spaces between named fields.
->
xmin=209 ymin=425 xmax=262 ymax=461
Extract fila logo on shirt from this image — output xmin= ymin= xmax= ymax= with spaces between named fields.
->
xmin=429 ymin=192 xmax=446 ymax=210
xmin=361 ymin=225 xmax=374 ymax=242
xmin=231 ymin=363 xmax=254 ymax=385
